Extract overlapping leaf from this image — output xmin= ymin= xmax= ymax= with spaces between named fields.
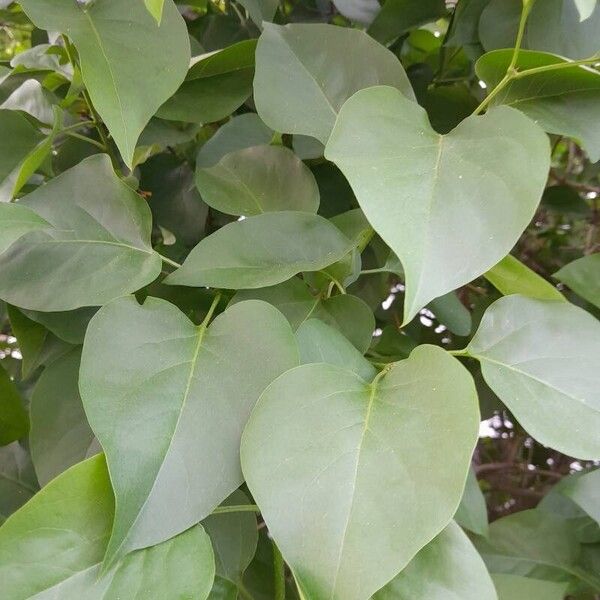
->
xmin=80 ymin=297 xmax=298 ymax=566
xmin=325 ymin=86 xmax=550 ymax=323
xmin=242 ymin=345 xmax=479 ymax=600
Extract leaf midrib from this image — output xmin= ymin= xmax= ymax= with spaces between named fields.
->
xmin=104 ymin=323 xmax=208 ymax=567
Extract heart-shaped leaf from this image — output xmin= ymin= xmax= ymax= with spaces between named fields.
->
xmin=195 ymin=145 xmax=319 ymax=216
xmin=254 ymin=23 xmax=415 ymax=144
xmin=325 ymin=86 xmax=550 ymax=323
xmin=241 ymin=345 xmax=479 ymax=600
xmin=80 ymin=297 xmax=298 ymax=567
xmin=20 ymin=0 xmax=190 ymax=166
xmin=231 ymin=277 xmax=375 ymax=353
xmin=0 ymin=155 xmax=162 ymax=311
xmin=373 ymin=521 xmax=497 ymax=600
xmin=165 ymin=212 xmax=354 ymax=290
xmin=466 ymin=295 xmax=600 ymax=459
xmin=0 ymin=455 xmax=215 ymax=599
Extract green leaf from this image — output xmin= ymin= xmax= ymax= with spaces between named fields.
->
xmin=140 ymin=153 xmax=208 ymax=247
xmin=7 ymin=306 xmax=73 ymax=379
xmin=480 ymin=0 xmax=600 ymax=60
xmin=231 ymin=277 xmax=375 ymax=352
xmin=492 ymin=574 xmax=568 ymax=600
xmin=203 ymin=490 xmax=258 ymax=587
xmin=144 ymin=0 xmax=165 ymax=24
xmin=454 ymin=467 xmax=489 ymax=537
xmin=485 ymin=254 xmax=564 ymax=301
xmin=0 ymin=362 xmax=28 ymax=446
xmin=165 ymin=212 xmax=354 ymax=290
xmin=0 ymin=442 xmax=38 ymax=524
xmin=466 ymin=295 xmax=600 ymax=459
xmin=554 ymin=254 xmax=600 ymax=309
xmin=241 ymin=345 xmax=479 ymax=600
xmin=195 ymin=145 xmax=320 ymax=216
xmin=30 ymin=348 xmax=96 ymax=486
xmin=542 ymin=184 xmax=591 ymax=216
xmin=20 ymin=0 xmax=190 ymax=166
xmin=0 ymin=455 xmax=215 ymax=599
xmin=196 ymin=113 xmax=273 ymax=168
xmin=0 ymin=202 xmax=49 ymax=255
xmin=157 ymin=40 xmax=256 ymax=124
xmin=474 ymin=509 xmax=598 ymax=589
xmin=20 ymin=307 xmax=97 ymax=345
xmin=332 ymin=0 xmax=380 ymax=24
xmin=325 ymin=86 xmax=550 ymax=323
xmin=237 ymin=0 xmax=278 ymax=27
xmin=476 ymin=49 xmax=600 ymax=161
xmin=373 ymin=521 xmax=497 ymax=600
xmin=561 ymin=469 xmax=600 ymax=527
xmin=368 ymin=0 xmax=448 ymax=45
xmin=0 ymin=155 xmax=162 ymax=311
xmin=296 ymin=319 xmax=376 ymax=381
xmin=254 ymin=23 xmax=415 ymax=144
xmin=429 ymin=291 xmax=472 ymax=337
xmin=0 ymin=109 xmax=44 ymax=187
xmin=80 ymin=297 xmax=298 ymax=566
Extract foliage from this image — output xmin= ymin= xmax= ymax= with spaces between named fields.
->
xmin=0 ymin=0 xmax=599 ymax=598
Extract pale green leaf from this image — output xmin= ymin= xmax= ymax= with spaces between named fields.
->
xmin=561 ymin=468 xmax=600 ymax=527
xmin=203 ymin=490 xmax=258 ymax=586
xmin=485 ymin=254 xmax=564 ymax=301
xmin=0 ymin=155 xmax=162 ymax=311
xmin=80 ymin=297 xmax=298 ymax=566
xmin=480 ymin=0 xmax=600 ymax=60
xmin=254 ymin=23 xmax=415 ymax=144
xmin=196 ymin=113 xmax=273 ymax=168
xmin=296 ymin=319 xmax=376 ymax=381
xmin=30 ymin=348 xmax=96 ymax=486
xmin=241 ymin=345 xmax=479 ymax=600
xmin=466 ymin=295 xmax=600 ymax=459
xmin=0 ymin=202 xmax=48 ymax=257
xmin=554 ymin=253 xmax=600 ymax=309
xmin=195 ymin=145 xmax=319 ymax=216
xmin=231 ymin=277 xmax=375 ymax=352
xmin=165 ymin=212 xmax=354 ymax=290
xmin=373 ymin=521 xmax=497 ymax=600
xmin=237 ymin=0 xmax=278 ymax=27
xmin=454 ymin=467 xmax=489 ymax=537
xmin=325 ymin=86 xmax=550 ymax=323
xmin=429 ymin=292 xmax=472 ymax=336
xmin=144 ymin=0 xmax=164 ymax=23
xmin=492 ymin=574 xmax=568 ymax=600
xmin=0 ymin=455 xmax=215 ymax=599
xmin=474 ymin=509 xmax=599 ymax=589
xmin=20 ymin=0 xmax=190 ymax=166
xmin=0 ymin=363 xmax=28 ymax=446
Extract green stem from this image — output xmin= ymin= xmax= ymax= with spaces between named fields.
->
xmin=512 ymin=56 xmax=599 ymax=78
xmin=62 ymin=130 xmax=105 ymax=150
xmin=156 ymin=253 xmax=182 ymax=269
xmin=211 ymin=504 xmax=260 ymax=515
xmin=448 ymin=348 xmax=469 ymax=357
xmin=273 ymin=543 xmax=286 ymax=600
xmin=474 ymin=0 xmax=534 ymax=114
xmin=200 ymin=292 xmax=222 ymax=328
xmin=61 ymin=119 xmax=96 ymax=133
